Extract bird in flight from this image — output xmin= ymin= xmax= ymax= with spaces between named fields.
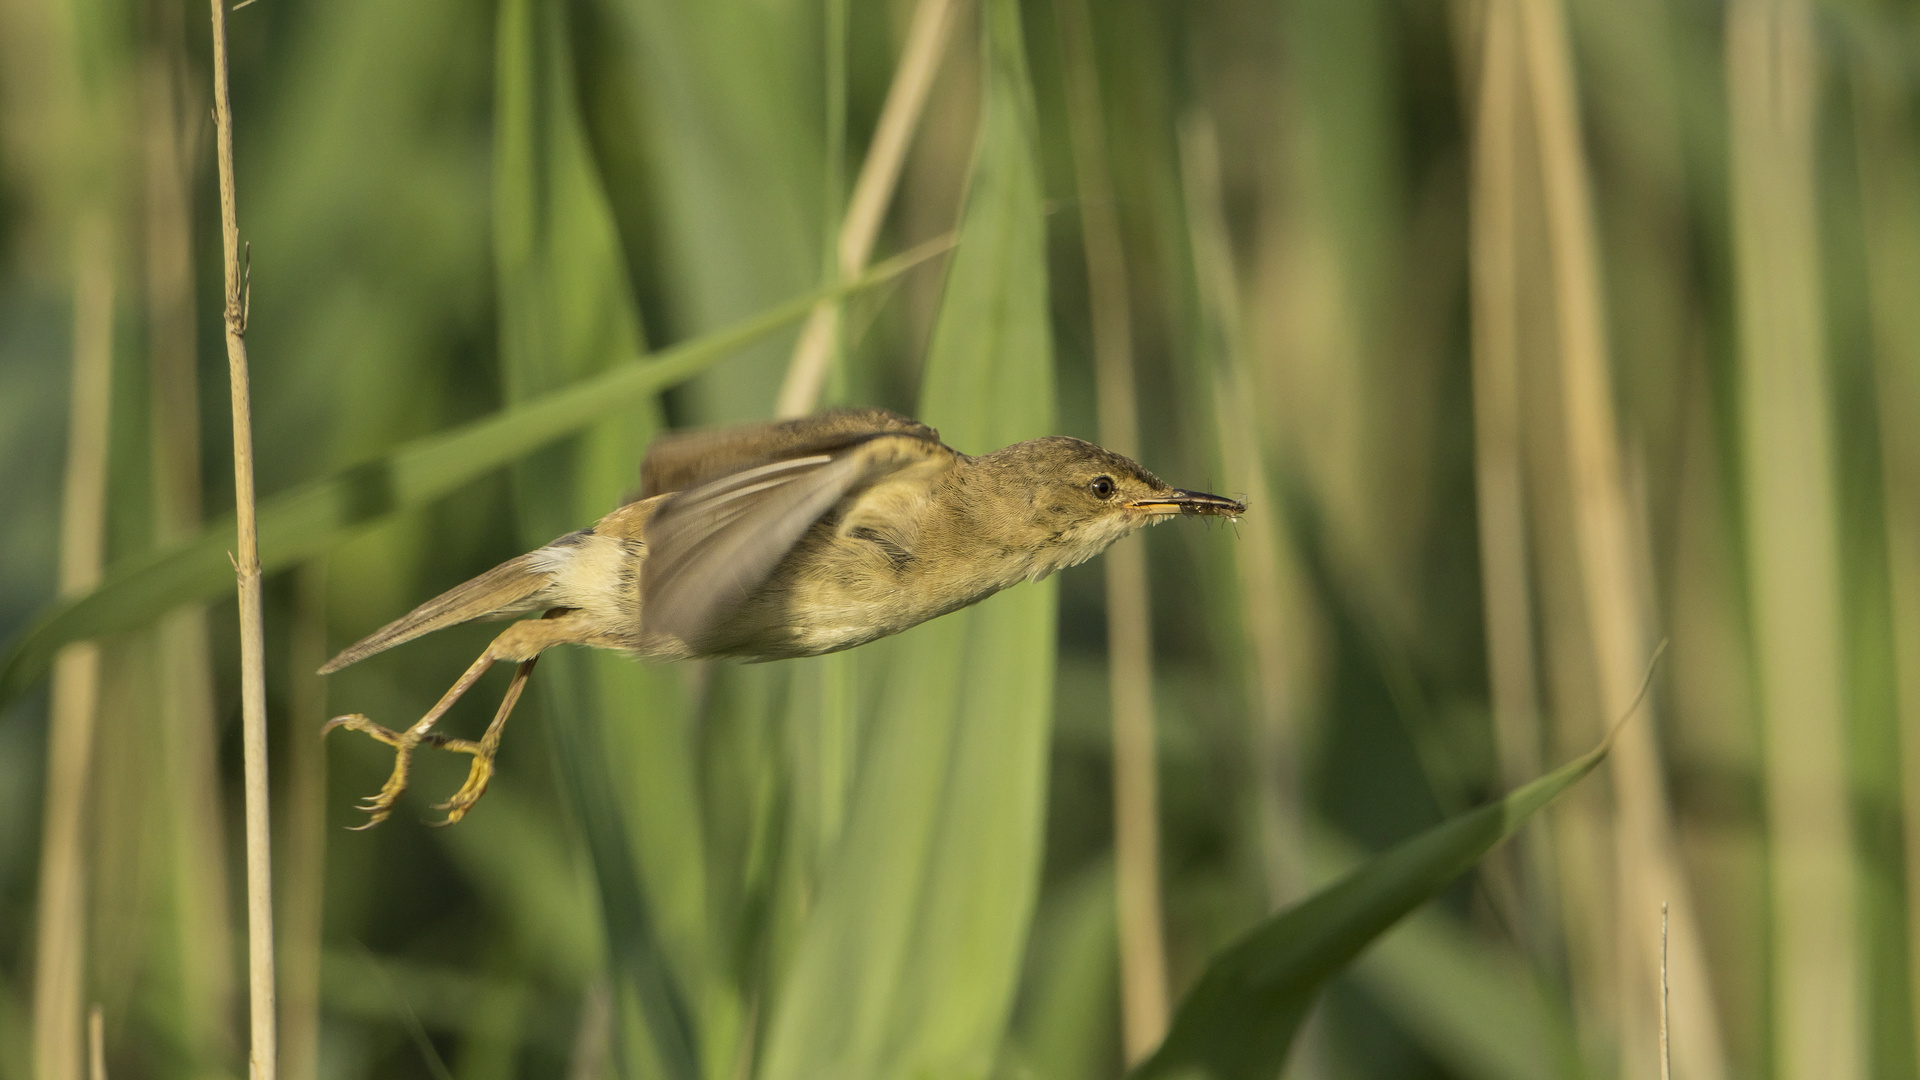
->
xmin=322 ymin=407 xmax=1244 ymax=826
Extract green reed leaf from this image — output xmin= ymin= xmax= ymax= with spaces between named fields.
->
xmin=756 ymin=2 xmax=1056 ymax=1077
xmin=1134 ymin=740 xmax=1610 ymax=1080
xmin=492 ymin=0 xmax=709 ymax=1074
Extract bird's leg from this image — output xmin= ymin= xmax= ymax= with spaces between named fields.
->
xmin=424 ymin=655 xmax=537 ymax=826
xmin=324 ymin=612 xmax=590 ymax=827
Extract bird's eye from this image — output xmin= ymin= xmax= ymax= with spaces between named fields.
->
xmin=1090 ymin=476 xmax=1115 ymax=499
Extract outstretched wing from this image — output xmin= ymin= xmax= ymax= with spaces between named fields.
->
xmin=641 ymin=430 xmax=953 ymax=649
xmin=636 ymin=407 xmax=940 ymax=500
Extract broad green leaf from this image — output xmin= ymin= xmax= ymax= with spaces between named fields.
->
xmin=756 ymin=2 xmax=1056 ymax=1077
xmin=1316 ymin=830 xmax=1584 ymax=1080
xmin=577 ymin=0 xmax=821 ymax=424
xmin=0 ymin=245 xmax=945 ymax=706
xmin=1134 ymin=740 xmax=1611 ymax=1080
xmin=491 ymin=1 xmax=709 ymax=1076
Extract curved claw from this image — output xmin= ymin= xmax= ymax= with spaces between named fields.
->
xmin=426 ymin=737 xmax=496 ymax=827
xmin=323 ymin=712 xmax=417 ymax=829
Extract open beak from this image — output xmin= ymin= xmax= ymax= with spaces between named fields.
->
xmin=1129 ymin=489 xmax=1246 ymax=519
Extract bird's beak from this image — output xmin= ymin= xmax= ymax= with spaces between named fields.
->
xmin=1128 ymin=489 xmax=1246 ymax=519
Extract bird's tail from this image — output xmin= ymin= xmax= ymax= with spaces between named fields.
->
xmin=319 ymin=553 xmax=554 ymax=674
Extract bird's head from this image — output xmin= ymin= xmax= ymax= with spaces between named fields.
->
xmin=966 ymin=437 xmax=1245 ymax=577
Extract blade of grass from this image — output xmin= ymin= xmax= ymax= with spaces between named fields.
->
xmin=1313 ymin=827 xmax=1584 ymax=1080
xmin=757 ymin=3 xmax=1056 ymax=1077
xmin=1727 ymin=2 xmax=1861 ymax=1077
xmin=583 ymin=0 xmax=822 ymax=424
xmin=32 ymin=213 xmax=113 ymax=1080
xmin=0 ymin=239 xmax=950 ymax=706
xmin=1134 ymin=731 xmax=1615 ymax=1080
xmin=493 ymin=0 xmax=703 ymax=1076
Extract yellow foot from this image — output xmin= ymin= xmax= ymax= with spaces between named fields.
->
xmin=321 ymin=713 xmax=420 ymax=829
xmin=422 ymin=734 xmax=496 ymax=826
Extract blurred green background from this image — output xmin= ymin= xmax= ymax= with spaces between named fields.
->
xmin=4 ymin=0 xmax=1919 ymax=1077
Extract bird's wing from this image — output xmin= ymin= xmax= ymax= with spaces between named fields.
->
xmin=636 ymin=408 xmax=940 ymax=500
xmin=641 ymin=431 xmax=954 ymax=648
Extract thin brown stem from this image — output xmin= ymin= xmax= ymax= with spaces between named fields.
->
xmin=1660 ymin=902 xmax=1671 ymax=1080
xmin=206 ymin=0 xmax=277 ymax=1075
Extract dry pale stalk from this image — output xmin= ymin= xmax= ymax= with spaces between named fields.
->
xmin=1515 ymin=0 xmax=1728 ymax=1076
xmin=1467 ymin=0 xmax=1543 ymax=802
xmin=1055 ymin=0 xmax=1168 ymax=1058
xmin=33 ymin=215 xmax=114 ymax=1080
xmin=1727 ymin=2 xmax=1860 ymax=1078
xmin=207 ymin=0 xmax=278 ymax=1075
xmin=774 ymin=0 xmax=959 ymax=417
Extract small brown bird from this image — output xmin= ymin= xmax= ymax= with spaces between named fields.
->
xmin=322 ymin=408 xmax=1244 ymax=826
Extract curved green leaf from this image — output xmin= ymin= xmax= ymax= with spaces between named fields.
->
xmin=492 ymin=0 xmax=705 ymax=1077
xmin=756 ymin=2 xmax=1056 ymax=1077
xmin=0 ymin=242 xmax=947 ymax=706
xmin=1134 ymin=740 xmax=1611 ymax=1080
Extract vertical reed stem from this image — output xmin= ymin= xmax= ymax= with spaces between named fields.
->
xmin=33 ymin=214 xmax=114 ymax=1080
xmin=1055 ymin=0 xmax=1167 ymax=1059
xmin=206 ymin=0 xmax=277 ymax=1075
xmin=1516 ymin=0 xmax=1728 ymax=1075
xmin=1726 ymin=3 xmax=1858 ymax=1078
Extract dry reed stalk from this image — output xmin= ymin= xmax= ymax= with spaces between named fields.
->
xmin=774 ymin=0 xmax=959 ymax=417
xmin=1467 ymin=0 xmax=1543 ymax=804
xmin=33 ymin=214 xmax=114 ymax=1080
xmin=1056 ymin=0 xmax=1167 ymax=1058
xmin=1726 ymin=4 xmax=1859 ymax=1078
xmin=1465 ymin=0 xmax=1554 ymax=956
xmin=206 ymin=0 xmax=278 ymax=1075
xmin=281 ymin=564 xmax=329 ymax=1080
xmin=1850 ymin=52 xmax=1920 ymax=1064
xmin=142 ymin=18 xmax=236 ymax=1067
xmin=1515 ymin=0 xmax=1728 ymax=1077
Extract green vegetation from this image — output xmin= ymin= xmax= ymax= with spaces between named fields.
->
xmin=2 ymin=0 xmax=1917 ymax=1078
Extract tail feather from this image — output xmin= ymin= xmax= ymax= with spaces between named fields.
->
xmin=319 ymin=553 xmax=554 ymax=674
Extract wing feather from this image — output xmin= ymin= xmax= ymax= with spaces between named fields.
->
xmin=641 ymin=433 xmax=952 ymax=648
xmin=637 ymin=408 xmax=940 ymax=499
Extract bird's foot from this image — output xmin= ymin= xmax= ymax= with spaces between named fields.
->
xmin=421 ymin=733 xmax=496 ymax=827
xmin=321 ymin=713 xmax=422 ymax=829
